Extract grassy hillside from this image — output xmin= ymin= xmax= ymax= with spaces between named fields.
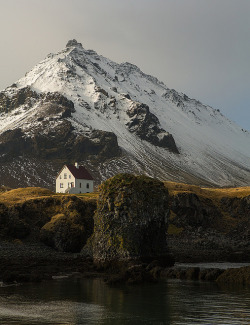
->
xmin=165 ymin=181 xmax=250 ymax=232
xmin=0 ymin=187 xmax=97 ymax=252
xmin=163 ymin=181 xmax=250 ymax=262
xmin=0 ymin=187 xmax=99 ymax=205
xmin=0 ymin=182 xmax=249 ymax=261
xmin=164 ymin=181 xmax=250 ymax=199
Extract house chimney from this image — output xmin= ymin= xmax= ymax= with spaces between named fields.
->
xmin=75 ymin=162 xmax=79 ymax=169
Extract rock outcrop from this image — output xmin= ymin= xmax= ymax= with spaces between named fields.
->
xmin=216 ymin=266 xmax=250 ymax=285
xmin=66 ymin=39 xmax=83 ymax=48
xmin=40 ymin=196 xmax=94 ymax=252
xmin=0 ymin=120 xmax=121 ymax=162
xmin=170 ymin=192 xmax=221 ymax=228
xmin=84 ymin=174 xmax=172 ymax=266
xmin=166 ymin=184 xmax=250 ymax=262
xmin=126 ymin=102 xmax=179 ymax=153
xmin=0 ymin=86 xmax=74 ymax=114
xmin=0 ymin=188 xmax=96 ymax=253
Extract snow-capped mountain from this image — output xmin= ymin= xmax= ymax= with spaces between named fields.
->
xmin=0 ymin=39 xmax=249 ymax=188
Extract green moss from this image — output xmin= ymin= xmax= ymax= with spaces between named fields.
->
xmin=167 ymin=223 xmax=183 ymax=235
xmin=90 ymin=173 xmax=170 ymax=262
xmin=107 ymin=234 xmax=126 ymax=250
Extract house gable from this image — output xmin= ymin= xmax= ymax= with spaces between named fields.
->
xmin=57 ymin=165 xmax=75 ymax=181
xmin=66 ymin=164 xmax=93 ymax=180
xmin=56 ymin=164 xmax=94 ymax=194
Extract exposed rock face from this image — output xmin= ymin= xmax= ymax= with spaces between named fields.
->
xmin=0 ymin=86 xmax=38 ymax=113
xmin=66 ymin=39 xmax=82 ymax=48
xmin=216 ymin=266 xmax=250 ymax=285
xmin=0 ymin=86 xmax=74 ymax=114
xmin=171 ymin=192 xmax=221 ymax=228
xmin=0 ymin=188 xmax=95 ymax=253
xmin=0 ymin=120 xmax=121 ymax=162
xmin=40 ymin=197 xmax=94 ymax=252
xmin=86 ymin=174 xmax=172 ymax=265
xmin=167 ymin=189 xmax=250 ymax=262
xmin=0 ymin=202 xmax=30 ymax=239
xmin=162 ymin=89 xmax=187 ymax=108
xmin=221 ymin=196 xmax=250 ymax=219
xmin=126 ymin=102 xmax=179 ymax=153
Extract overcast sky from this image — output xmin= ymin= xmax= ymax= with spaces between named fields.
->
xmin=1 ymin=0 xmax=250 ymax=130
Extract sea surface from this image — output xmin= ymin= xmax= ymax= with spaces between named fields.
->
xmin=0 ymin=263 xmax=249 ymax=325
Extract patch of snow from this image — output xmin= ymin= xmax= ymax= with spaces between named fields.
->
xmin=0 ymin=42 xmax=250 ymax=186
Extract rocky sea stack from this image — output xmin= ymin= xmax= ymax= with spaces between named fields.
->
xmin=84 ymin=174 xmax=173 ymax=266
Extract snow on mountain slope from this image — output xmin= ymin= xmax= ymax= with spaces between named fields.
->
xmin=0 ymin=39 xmax=249 ymax=187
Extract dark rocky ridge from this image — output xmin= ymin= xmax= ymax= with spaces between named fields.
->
xmin=0 ymin=86 xmax=74 ymax=114
xmin=0 ymin=123 xmax=121 ymax=162
xmin=0 ymin=86 xmax=38 ymax=113
xmin=126 ymin=102 xmax=179 ymax=153
xmin=0 ymin=86 xmax=121 ymax=165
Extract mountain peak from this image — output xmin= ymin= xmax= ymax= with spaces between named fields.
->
xmin=66 ymin=39 xmax=82 ymax=48
xmin=0 ymin=40 xmax=250 ymax=188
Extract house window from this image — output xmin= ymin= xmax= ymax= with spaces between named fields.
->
xmin=71 ymin=182 xmax=74 ymax=188
xmin=59 ymin=175 xmax=62 ymax=179
xmin=69 ymin=174 xmax=71 ymax=179
xmin=80 ymin=183 xmax=81 ymax=188
xmin=64 ymin=173 xmax=67 ymax=179
xmin=60 ymin=183 xmax=64 ymax=188
xmin=86 ymin=183 xmax=89 ymax=189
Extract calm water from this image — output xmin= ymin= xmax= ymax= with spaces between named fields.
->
xmin=0 ymin=274 xmax=249 ymax=324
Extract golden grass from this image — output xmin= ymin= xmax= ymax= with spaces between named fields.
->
xmin=167 ymin=224 xmax=184 ymax=235
xmin=0 ymin=187 xmax=99 ymax=206
xmin=0 ymin=187 xmax=54 ymax=205
xmin=76 ymin=192 xmax=99 ymax=199
xmin=164 ymin=181 xmax=250 ymax=200
xmin=164 ymin=181 xmax=250 ymax=234
xmin=1 ymin=181 xmax=249 ymax=211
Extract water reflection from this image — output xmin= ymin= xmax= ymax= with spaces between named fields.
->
xmin=0 ymin=277 xmax=249 ymax=324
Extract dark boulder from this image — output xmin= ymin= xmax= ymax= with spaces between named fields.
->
xmin=40 ymin=196 xmax=95 ymax=252
xmin=84 ymin=174 xmax=172 ymax=266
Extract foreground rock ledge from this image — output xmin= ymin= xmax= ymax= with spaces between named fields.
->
xmin=82 ymin=174 xmax=173 ymax=267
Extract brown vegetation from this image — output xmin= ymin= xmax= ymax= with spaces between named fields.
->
xmin=0 ymin=187 xmax=96 ymax=252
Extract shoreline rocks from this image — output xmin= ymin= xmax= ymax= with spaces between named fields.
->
xmin=0 ymin=241 xmax=249 ymax=286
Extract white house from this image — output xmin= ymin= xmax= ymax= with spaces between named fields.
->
xmin=56 ymin=163 xmax=94 ymax=194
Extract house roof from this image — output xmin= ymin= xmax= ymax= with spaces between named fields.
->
xmin=65 ymin=165 xmax=94 ymax=180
